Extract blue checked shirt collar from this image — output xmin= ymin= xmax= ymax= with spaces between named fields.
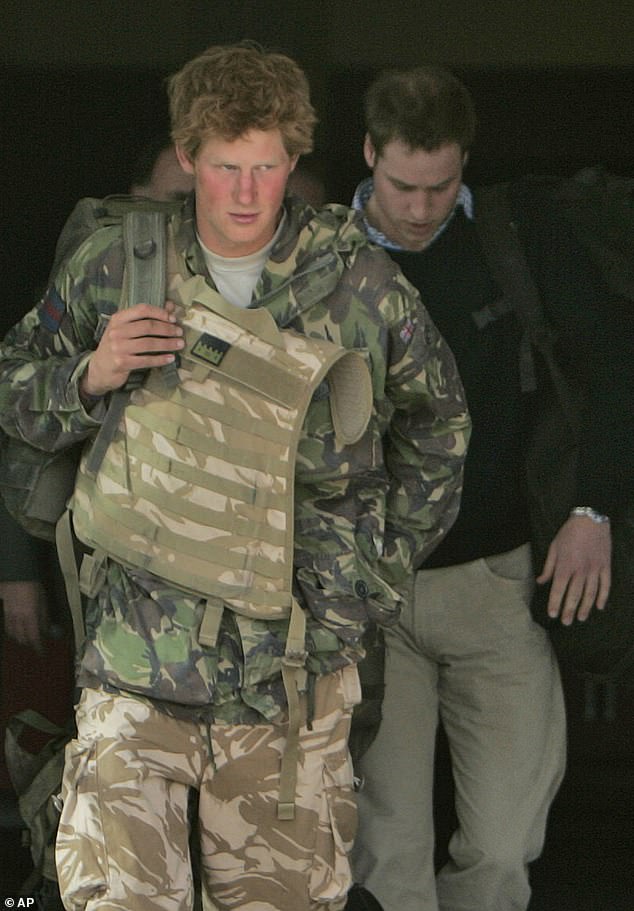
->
xmin=352 ymin=177 xmax=474 ymax=251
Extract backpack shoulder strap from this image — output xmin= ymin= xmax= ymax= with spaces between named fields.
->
xmin=474 ymin=184 xmax=578 ymax=431
xmin=84 ymin=208 xmax=178 ymax=478
xmin=474 ymin=183 xmax=550 ymax=392
xmin=59 ymin=209 xmax=181 ymax=653
xmin=123 ymin=208 xmax=168 ymax=311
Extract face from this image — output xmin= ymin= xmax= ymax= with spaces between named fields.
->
xmin=176 ymin=129 xmax=297 ymax=257
xmin=364 ymin=137 xmax=467 ymax=251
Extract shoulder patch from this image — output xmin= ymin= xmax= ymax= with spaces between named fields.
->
xmin=39 ymin=286 xmax=66 ymax=333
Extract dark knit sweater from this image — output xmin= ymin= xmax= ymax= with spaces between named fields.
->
xmin=391 ymin=210 xmax=530 ymax=567
xmin=391 ymin=190 xmax=629 ymax=569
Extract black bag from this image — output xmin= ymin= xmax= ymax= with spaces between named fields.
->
xmin=551 ymin=166 xmax=634 ymax=304
xmin=0 ymin=441 xmax=81 ymax=544
xmin=523 ymin=366 xmax=634 ymax=680
xmin=345 ymin=884 xmax=384 ymax=910
xmin=476 ymin=182 xmax=634 ymax=680
xmin=4 ymin=710 xmax=75 ymax=891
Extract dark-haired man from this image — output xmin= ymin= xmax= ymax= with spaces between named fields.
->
xmin=351 ymin=65 xmax=621 ymax=911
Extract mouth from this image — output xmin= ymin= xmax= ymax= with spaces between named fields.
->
xmin=230 ymin=213 xmax=259 ymax=225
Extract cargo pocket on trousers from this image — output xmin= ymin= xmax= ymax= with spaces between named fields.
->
xmin=309 ymin=745 xmax=358 ymax=903
xmin=56 ymin=738 xmax=108 ymax=910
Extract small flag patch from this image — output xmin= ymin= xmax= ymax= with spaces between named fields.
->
xmin=400 ymin=317 xmax=416 ymax=344
xmin=39 ymin=287 xmax=66 ymax=333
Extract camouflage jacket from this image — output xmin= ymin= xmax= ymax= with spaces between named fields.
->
xmin=0 ymin=194 xmax=469 ymax=722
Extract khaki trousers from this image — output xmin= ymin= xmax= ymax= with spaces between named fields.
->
xmin=352 ymin=544 xmax=566 ymax=911
xmin=56 ymin=666 xmax=360 ymax=911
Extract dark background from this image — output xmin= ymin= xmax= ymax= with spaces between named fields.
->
xmin=1 ymin=2 xmax=633 ymax=907
xmin=2 ymin=0 xmax=633 ymax=328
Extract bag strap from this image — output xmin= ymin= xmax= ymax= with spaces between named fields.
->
xmin=123 ymin=208 xmax=177 ymax=383
xmin=56 ymin=509 xmax=86 ymax=655
xmin=60 ymin=210 xmax=178 ymax=653
xmin=85 ymin=209 xmax=176 ymax=477
xmin=475 ymin=184 xmax=580 ymax=435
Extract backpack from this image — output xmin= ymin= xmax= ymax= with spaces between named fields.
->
xmin=0 ymin=198 xmax=180 ymax=895
xmin=0 ymin=195 xmax=180 ymax=543
xmin=475 ymin=179 xmax=634 ymax=681
xmin=552 ymin=166 xmax=634 ymax=303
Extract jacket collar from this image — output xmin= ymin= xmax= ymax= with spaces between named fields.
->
xmin=172 ymin=193 xmax=371 ymax=327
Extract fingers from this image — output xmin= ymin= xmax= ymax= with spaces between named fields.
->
xmin=112 ymin=302 xmax=180 ymax=333
xmin=1 ymin=581 xmax=47 ymax=652
xmin=108 ymin=304 xmax=184 ymax=350
xmin=539 ymin=517 xmax=612 ymax=625
xmin=546 ymin=564 xmax=611 ymax=626
xmin=535 ymin=551 xmax=554 ymax=586
xmin=595 ymin=564 xmax=612 ymax=612
xmin=85 ymin=303 xmax=185 ymax=395
xmin=116 ymin=301 xmax=179 ymax=324
xmin=559 ymin=573 xmax=598 ymax=626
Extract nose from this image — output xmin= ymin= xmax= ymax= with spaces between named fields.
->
xmin=235 ymin=170 xmax=256 ymax=205
xmin=409 ymin=190 xmax=433 ymax=222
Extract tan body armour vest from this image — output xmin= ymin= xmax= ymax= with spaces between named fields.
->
xmin=69 ymin=274 xmax=372 ymax=817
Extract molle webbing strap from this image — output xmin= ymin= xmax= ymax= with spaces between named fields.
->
xmin=277 ymin=597 xmax=309 ymax=820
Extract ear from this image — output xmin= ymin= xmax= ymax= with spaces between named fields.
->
xmin=462 ymin=150 xmax=470 ymax=169
xmin=289 ymin=154 xmax=299 ymax=173
xmin=363 ymin=134 xmax=377 ymax=169
xmin=175 ymin=144 xmax=195 ymax=176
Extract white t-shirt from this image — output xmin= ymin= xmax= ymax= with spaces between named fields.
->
xmin=198 ymin=213 xmax=286 ymax=308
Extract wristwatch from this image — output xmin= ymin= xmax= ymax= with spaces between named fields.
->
xmin=570 ymin=506 xmax=610 ymax=524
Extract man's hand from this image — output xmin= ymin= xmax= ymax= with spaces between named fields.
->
xmin=536 ymin=516 xmax=612 ymax=626
xmin=0 ymin=580 xmax=48 ymax=652
xmin=81 ymin=301 xmax=184 ymax=397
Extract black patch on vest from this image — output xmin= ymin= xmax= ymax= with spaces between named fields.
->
xmin=192 ymin=333 xmax=231 ymax=366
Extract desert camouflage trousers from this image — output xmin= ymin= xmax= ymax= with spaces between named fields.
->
xmin=55 ymin=666 xmax=360 ymax=911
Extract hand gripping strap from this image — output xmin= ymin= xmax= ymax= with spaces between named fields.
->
xmin=85 ymin=212 xmax=177 ymax=478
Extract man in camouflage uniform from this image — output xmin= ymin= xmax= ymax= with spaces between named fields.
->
xmin=0 ymin=44 xmax=470 ymax=911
